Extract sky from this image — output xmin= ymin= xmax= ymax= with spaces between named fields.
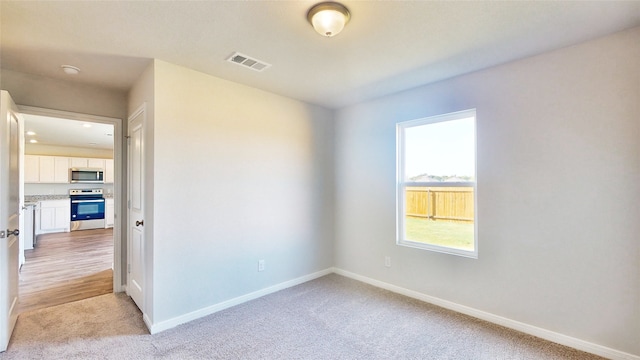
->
xmin=404 ymin=117 xmax=475 ymax=179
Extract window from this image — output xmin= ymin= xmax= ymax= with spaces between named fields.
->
xmin=396 ymin=109 xmax=477 ymax=258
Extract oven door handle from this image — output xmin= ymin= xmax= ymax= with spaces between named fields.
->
xmin=71 ymin=199 xmax=105 ymax=203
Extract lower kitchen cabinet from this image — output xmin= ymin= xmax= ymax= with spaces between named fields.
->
xmin=23 ymin=204 xmax=35 ymax=250
xmin=105 ymin=198 xmax=114 ymax=228
xmin=38 ymin=200 xmax=70 ymax=234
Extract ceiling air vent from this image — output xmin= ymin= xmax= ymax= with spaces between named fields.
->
xmin=227 ymin=52 xmax=271 ymax=72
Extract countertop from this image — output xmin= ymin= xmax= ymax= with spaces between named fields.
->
xmin=24 ymin=194 xmax=113 ymax=205
xmin=25 ymin=195 xmax=69 ymax=205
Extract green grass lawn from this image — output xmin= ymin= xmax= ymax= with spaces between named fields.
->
xmin=405 ymin=217 xmax=474 ymax=251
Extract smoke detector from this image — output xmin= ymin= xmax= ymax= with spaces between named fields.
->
xmin=227 ymin=52 xmax=271 ymax=72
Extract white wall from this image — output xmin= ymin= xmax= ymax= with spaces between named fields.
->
xmin=26 ymin=144 xmax=113 ymax=159
xmin=1 ymin=69 xmax=128 ymax=120
xmin=334 ymin=27 xmax=640 ymax=356
xmin=146 ymin=60 xmax=334 ymax=324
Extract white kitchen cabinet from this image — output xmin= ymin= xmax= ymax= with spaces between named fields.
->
xmin=104 ymin=159 xmax=114 ymax=183
xmin=69 ymin=157 xmax=105 ymax=169
xmin=88 ymin=158 xmax=105 ymax=169
xmin=24 ymin=155 xmax=40 ymax=183
xmin=54 ymin=157 xmax=70 ymax=182
xmin=38 ymin=156 xmax=55 ymax=182
xmin=23 ymin=204 xmax=35 ymax=250
xmin=105 ymin=198 xmax=114 ymax=228
xmin=25 ymin=155 xmax=70 ymax=183
xmin=69 ymin=157 xmax=88 ymax=168
xmin=25 ymin=155 xmax=110 ymax=184
xmin=38 ymin=199 xmax=70 ymax=234
xmin=34 ymin=205 xmax=40 ymax=236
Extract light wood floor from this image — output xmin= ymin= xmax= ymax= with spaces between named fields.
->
xmin=19 ymin=228 xmax=114 ymax=313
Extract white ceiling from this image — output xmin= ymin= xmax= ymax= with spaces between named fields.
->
xmin=1 ymin=1 xmax=640 ymax=109
xmin=23 ymin=114 xmax=114 ymax=151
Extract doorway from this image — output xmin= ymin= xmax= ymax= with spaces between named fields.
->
xmin=17 ymin=107 xmax=123 ymax=313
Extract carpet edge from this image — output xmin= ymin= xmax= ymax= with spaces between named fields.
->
xmin=333 ymin=267 xmax=639 ymax=360
xmin=147 ymin=268 xmax=333 ymax=334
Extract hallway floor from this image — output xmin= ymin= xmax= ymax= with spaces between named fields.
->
xmin=18 ymin=228 xmax=113 ymax=313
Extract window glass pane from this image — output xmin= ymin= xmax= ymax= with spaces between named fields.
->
xmin=404 ymin=117 xmax=475 ymax=182
xmin=404 ymin=186 xmax=474 ymax=251
xmin=398 ymin=112 xmax=476 ymax=256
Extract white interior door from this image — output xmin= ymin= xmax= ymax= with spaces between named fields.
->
xmin=0 ymin=91 xmax=21 ymax=352
xmin=127 ymin=105 xmax=145 ymax=311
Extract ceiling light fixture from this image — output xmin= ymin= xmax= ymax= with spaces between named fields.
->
xmin=307 ymin=2 xmax=350 ymax=37
xmin=29 ymin=139 xmax=38 ymax=144
xmin=26 ymin=131 xmax=36 ymax=136
xmin=82 ymin=123 xmax=92 ymax=128
xmin=61 ymin=65 xmax=81 ymax=75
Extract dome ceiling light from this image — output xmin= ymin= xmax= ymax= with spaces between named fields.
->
xmin=307 ymin=2 xmax=351 ymax=38
xmin=61 ymin=65 xmax=81 ymax=75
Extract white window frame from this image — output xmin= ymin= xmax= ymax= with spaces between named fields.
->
xmin=396 ymin=109 xmax=478 ymax=258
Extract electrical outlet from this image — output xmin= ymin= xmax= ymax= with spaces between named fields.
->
xmin=384 ymin=256 xmax=391 ymax=268
xmin=258 ymin=259 xmax=265 ymax=272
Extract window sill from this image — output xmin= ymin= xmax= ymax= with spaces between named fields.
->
xmin=397 ymin=239 xmax=478 ymax=259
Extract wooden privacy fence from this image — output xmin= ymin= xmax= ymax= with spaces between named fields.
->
xmin=406 ymin=186 xmax=474 ymax=223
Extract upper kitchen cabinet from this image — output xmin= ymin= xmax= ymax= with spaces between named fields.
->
xmin=38 ymin=156 xmax=55 ymax=181
xmin=54 ymin=157 xmax=70 ymax=182
xmin=70 ymin=157 xmax=105 ymax=169
xmin=39 ymin=156 xmax=69 ymax=183
xmin=24 ymin=155 xmax=113 ymax=183
xmin=88 ymin=158 xmax=105 ymax=169
xmin=24 ymin=155 xmax=40 ymax=183
xmin=69 ymin=157 xmax=87 ymax=168
xmin=25 ymin=155 xmax=69 ymax=183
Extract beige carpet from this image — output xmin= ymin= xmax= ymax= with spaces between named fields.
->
xmin=0 ymin=274 xmax=606 ymax=359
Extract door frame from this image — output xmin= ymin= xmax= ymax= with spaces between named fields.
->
xmin=17 ymin=106 xmax=125 ymax=292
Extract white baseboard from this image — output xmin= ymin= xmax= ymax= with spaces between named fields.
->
xmin=332 ymin=267 xmax=639 ymax=360
xmin=148 ymin=268 xmax=333 ymax=334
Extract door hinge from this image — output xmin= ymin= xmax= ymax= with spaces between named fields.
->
xmin=128 ymin=263 xmax=131 ymax=273
xmin=127 ymin=200 xmax=131 ymax=209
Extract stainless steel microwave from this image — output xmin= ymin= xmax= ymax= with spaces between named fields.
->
xmin=70 ymin=168 xmax=104 ymax=183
